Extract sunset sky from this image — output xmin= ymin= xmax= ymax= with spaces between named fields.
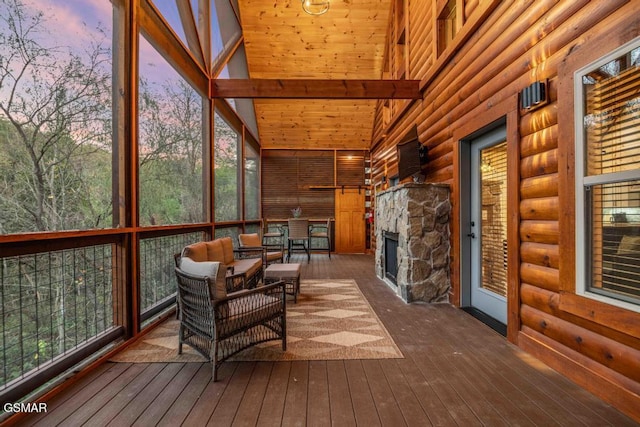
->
xmin=12 ymin=0 xmax=231 ymax=85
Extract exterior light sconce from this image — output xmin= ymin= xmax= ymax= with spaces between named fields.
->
xmin=301 ymin=0 xmax=330 ymax=15
xmin=520 ymin=80 xmax=548 ymax=111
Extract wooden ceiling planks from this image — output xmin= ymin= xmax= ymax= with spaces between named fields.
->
xmin=237 ymin=0 xmax=391 ymax=150
xmin=254 ymin=99 xmax=376 ymax=149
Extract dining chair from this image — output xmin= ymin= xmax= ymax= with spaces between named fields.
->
xmin=310 ymin=218 xmax=331 ymax=259
xmin=287 ymin=218 xmax=310 ymax=263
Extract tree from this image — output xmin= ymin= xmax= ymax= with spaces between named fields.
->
xmin=0 ymin=0 xmax=113 ymax=389
xmin=214 ymin=112 xmax=241 ymax=221
xmin=138 ymin=77 xmax=204 ymax=226
xmin=0 ymin=0 xmax=112 ymax=233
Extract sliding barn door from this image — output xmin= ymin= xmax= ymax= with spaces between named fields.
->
xmin=335 ymin=189 xmax=366 ymax=253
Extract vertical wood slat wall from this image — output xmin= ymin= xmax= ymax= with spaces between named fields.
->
xmin=262 ymin=150 xmax=367 ymax=220
xmin=261 ymin=150 xmax=333 ymax=219
xmin=370 ymin=0 xmax=640 ymax=420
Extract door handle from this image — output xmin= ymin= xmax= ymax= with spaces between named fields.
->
xmin=467 ymin=233 xmax=476 ymax=238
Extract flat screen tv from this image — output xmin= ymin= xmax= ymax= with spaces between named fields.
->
xmin=396 ymin=126 xmax=425 ymax=181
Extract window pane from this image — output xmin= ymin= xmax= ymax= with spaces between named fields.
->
xmin=214 ymin=111 xmax=241 ymax=221
xmin=138 ymin=35 xmax=204 ymax=226
xmin=0 ymin=0 xmax=113 ymax=234
xmin=245 ymin=141 xmax=260 ymax=220
xmin=583 ymin=47 xmax=640 ymax=176
xmin=211 ymin=0 xmax=241 ymax=69
xmin=214 ymin=226 xmax=240 ymax=247
xmin=245 ymin=223 xmax=260 ymax=235
xmin=589 ymin=181 xmax=640 ymax=303
xmin=437 ymin=0 xmax=457 ymax=56
xmin=150 ymin=1 xmax=189 ymax=50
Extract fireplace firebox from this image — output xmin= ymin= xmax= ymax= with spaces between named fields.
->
xmin=384 ymin=231 xmax=399 ymax=285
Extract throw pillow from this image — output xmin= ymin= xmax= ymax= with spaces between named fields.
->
xmin=179 ymin=257 xmax=226 ymax=299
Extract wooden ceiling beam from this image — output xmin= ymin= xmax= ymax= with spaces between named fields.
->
xmin=210 ymin=79 xmax=422 ymax=99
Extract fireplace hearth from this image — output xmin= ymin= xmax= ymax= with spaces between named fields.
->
xmin=375 ymin=183 xmax=451 ymax=303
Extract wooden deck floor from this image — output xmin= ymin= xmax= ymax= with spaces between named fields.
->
xmin=21 ymin=254 xmax=637 ymax=426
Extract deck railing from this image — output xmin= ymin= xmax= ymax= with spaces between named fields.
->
xmin=0 ymin=243 xmax=122 ymax=402
xmin=139 ymin=231 xmax=204 ymax=325
xmin=0 ymin=223 xmax=257 ymax=404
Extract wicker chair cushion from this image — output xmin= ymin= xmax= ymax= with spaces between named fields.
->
xmin=182 ymin=242 xmax=208 ymax=262
xmin=206 ymin=239 xmax=225 ymax=263
xmin=179 ymin=257 xmax=227 ymax=299
xmin=221 ymin=293 xmax=282 ymax=333
xmin=266 ymin=251 xmax=283 ymax=262
xmin=219 ymin=237 xmax=235 ymax=265
xmin=239 ymin=233 xmax=261 ymax=247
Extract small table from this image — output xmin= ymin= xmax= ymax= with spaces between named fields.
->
xmin=264 ymin=263 xmax=301 ymax=303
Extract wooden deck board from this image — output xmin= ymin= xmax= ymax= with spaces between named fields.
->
xmin=256 ymin=361 xmax=291 ymax=425
xmin=394 ymin=357 xmax=458 ymax=426
xmin=55 ymin=363 xmax=149 ymax=426
xmin=281 ymin=361 xmax=309 ymax=426
xmin=98 ymin=362 xmax=171 ymax=426
xmin=27 ymin=362 xmax=124 ymax=427
xmin=362 ymin=359 xmax=407 ymax=426
xmin=327 ymin=360 xmax=357 ymax=426
xmin=16 ymin=254 xmax=638 ymax=427
xmin=209 ymin=362 xmax=255 ymax=426
xmin=231 ymin=362 xmax=273 ymax=427
xmin=156 ymin=364 xmax=214 ymax=427
xmin=306 ymin=361 xmax=331 ymax=427
xmin=379 ymin=359 xmax=431 ymax=427
xmin=110 ymin=363 xmax=182 ymax=426
xmin=181 ymin=362 xmax=236 ymax=425
xmin=343 ymin=360 xmax=381 ymax=427
xmin=131 ymin=362 xmax=200 ymax=426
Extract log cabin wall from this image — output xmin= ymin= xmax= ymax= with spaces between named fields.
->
xmin=370 ymin=0 xmax=640 ymax=420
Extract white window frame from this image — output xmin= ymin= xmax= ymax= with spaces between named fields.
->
xmin=574 ymin=36 xmax=640 ymax=314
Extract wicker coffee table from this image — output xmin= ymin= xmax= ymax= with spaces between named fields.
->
xmin=264 ymin=263 xmax=301 ymax=303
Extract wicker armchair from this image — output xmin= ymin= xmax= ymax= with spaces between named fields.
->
xmin=262 ymin=218 xmax=285 ymax=247
xmin=174 ymin=264 xmax=286 ymax=381
xmin=238 ymin=233 xmax=284 ymax=266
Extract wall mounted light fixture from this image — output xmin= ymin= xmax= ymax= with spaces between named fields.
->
xmin=520 ymin=80 xmax=548 ymax=110
xmin=301 ymin=0 xmax=330 ymax=15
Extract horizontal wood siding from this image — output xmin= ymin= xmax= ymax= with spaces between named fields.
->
xmin=371 ymin=0 xmax=640 ymax=420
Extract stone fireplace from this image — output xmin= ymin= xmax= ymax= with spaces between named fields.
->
xmin=375 ymin=183 xmax=451 ymax=303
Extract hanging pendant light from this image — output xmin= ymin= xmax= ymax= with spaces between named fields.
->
xmin=301 ymin=0 xmax=330 ymax=15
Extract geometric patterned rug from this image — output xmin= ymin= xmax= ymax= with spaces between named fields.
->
xmin=110 ymin=279 xmax=403 ymax=363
